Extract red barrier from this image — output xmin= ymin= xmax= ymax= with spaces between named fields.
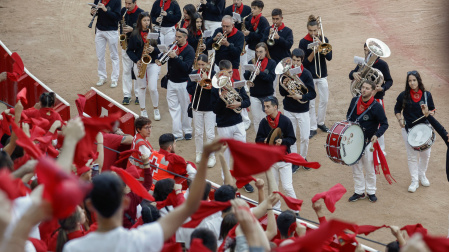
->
xmin=0 ymin=41 xmax=70 ymax=121
xmin=83 ymin=87 xmax=138 ymax=135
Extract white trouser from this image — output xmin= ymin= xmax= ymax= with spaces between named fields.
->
xmin=351 ymin=143 xmax=376 ymax=195
xmin=217 ymin=122 xmax=246 ymax=166
xmin=241 ymin=107 xmax=251 ymax=125
xmin=193 ymin=110 xmax=216 ymax=155
xmin=122 ymin=49 xmax=137 ymax=98
xmin=284 ymin=110 xmax=310 ymax=158
xmin=167 ymin=80 xmax=192 ymax=137
xmin=271 ymin=161 xmax=297 ymax=209
xmin=272 ymin=74 xmax=280 ymax=96
xmin=309 ymin=77 xmax=329 ymax=130
xmin=204 ymin=20 xmax=222 ymax=33
xmin=401 ymin=128 xmax=431 ymax=182
xmin=95 ymin=29 xmax=120 ymax=81
xmin=159 ymin=26 xmax=176 ymax=46
xmin=133 ymin=63 xmax=160 ymax=109
xmin=249 ymin=96 xmax=265 ymax=133
xmin=246 ymin=48 xmax=255 ymax=62
xmin=239 ymin=45 xmax=248 ymax=81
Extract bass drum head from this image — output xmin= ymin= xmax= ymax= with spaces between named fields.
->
xmin=340 ymin=124 xmax=365 ymax=165
xmin=407 ymin=124 xmax=433 ymax=147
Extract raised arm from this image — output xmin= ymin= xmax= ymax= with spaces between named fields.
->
xmin=57 ymin=118 xmax=86 ymax=173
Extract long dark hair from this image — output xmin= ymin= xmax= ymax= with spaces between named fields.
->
xmin=402 ymin=70 xmax=426 ymax=109
xmin=188 ymin=13 xmax=205 ymax=36
xmin=183 ymin=4 xmax=197 ymax=20
xmin=132 ymin=12 xmax=152 ymax=44
xmin=55 ymin=208 xmax=81 ymax=252
xmin=40 ymin=92 xmax=56 ymax=108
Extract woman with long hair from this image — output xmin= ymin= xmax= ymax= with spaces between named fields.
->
xmin=394 ymin=70 xmax=436 ymax=193
xmin=127 ymin=12 xmax=161 ymax=120
xmin=181 ymin=4 xmax=197 ymax=29
xmin=187 ymin=13 xmax=206 ymax=54
xmin=47 ymin=206 xmax=86 ymax=252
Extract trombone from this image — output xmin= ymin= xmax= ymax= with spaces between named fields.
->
xmin=267 ymin=25 xmax=278 ymax=46
xmin=246 ymin=55 xmax=261 ymax=87
xmin=307 ymin=16 xmax=332 ymax=78
xmin=212 ymin=31 xmax=228 ymax=50
xmin=192 ymin=52 xmax=214 ymax=111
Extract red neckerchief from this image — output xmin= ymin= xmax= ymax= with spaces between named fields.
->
xmin=258 ymin=57 xmax=269 ymax=72
xmin=196 ymin=30 xmax=201 ymax=36
xmin=304 ymin=33 xmax=313 ymax=42
xmin=140 ymin=31 xmax=148 ymax=43
xmin=182 ymin=19 xmax=190 ymax=28
xmin=102 ymin=0 xmax=110 ymax=6
xmin=227 ymin=27 xmax=238 ymax=38
xmin=160 ymin=0 xmax=171 ymax=11
xmin=127 ymin=5 xmax=138 ymax=14
xmin=233 ymin=4 xmax=244 ymax=14
xmin=356 ymin=96 xmax=374 ymax=115
xmin=174 ymin=42 xmax=189 ymax=55
xmin=410 ymin=89 xmax=423 ymax=103
xmin=295 ymin=64 xmax=304 ymax=78
xmin=273 ymin=22 xmax=285 ymax=31
xmin=267 ymin=112 xmax=281 ymax=129
xmin=251 ymin=13 xmax=262 ymax=31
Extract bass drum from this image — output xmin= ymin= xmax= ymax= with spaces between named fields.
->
xmin=407 ymin=123 xmax=435 ymax=151
xmin=325 ymin=121 xmax=365 ymax=166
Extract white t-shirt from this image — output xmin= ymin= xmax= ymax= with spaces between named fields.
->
xmin=63 ymin=223 xmax=164 ymax=252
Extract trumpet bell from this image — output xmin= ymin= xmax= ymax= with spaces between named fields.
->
xmin=267 ymin=38 xmax=275 ymax=46
xmin=212 ymin=43 xmax=221 ymax=51
xmin=366 ymin=38 xmax=391 ymax=58
xmin=275 ymin=57 xmax=293 ymax=75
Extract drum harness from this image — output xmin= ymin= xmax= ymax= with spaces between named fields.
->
xmin=347 ymin=96 xmax=377 ymax=147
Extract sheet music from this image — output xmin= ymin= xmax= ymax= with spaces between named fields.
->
xmin=307 ymin=41 xmax=319 ymax=49
xmin=233 ymin=13 xmax=242 ymax=23
xmin=289 ymin=66 xmax=302 ymax=75
xmin=157 ymin=45 xmax=169 ymax=53
xmin=148 ymin=33 xmax=159 ymax=40
xmin=234 ymin=81 xmax=246 ymax=89
xmin=353 ymin=56 xmax=365 ymax=65
xmin=243 ymin=64 xmax=255 ymax=72
xmin=203 ymin=30 xmax=213 ymax=38
xmin=189 ymin=74 xmax=202 ymax=82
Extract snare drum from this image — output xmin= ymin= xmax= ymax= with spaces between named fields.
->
xmin=325 ymin=121 xmax=365 ymax=166
xmin=407 ymin=123 xmax=435 ymax=151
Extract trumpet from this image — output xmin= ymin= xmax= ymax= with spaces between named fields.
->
xmin=267 ymin=25 xmax=278 ymax=46
xmin=275 ymin=57 xmax=309 ymax=104
xmin=246 ymin=55 xmax=261 ymax=88
xmin=212 ymin=31 xmax=227 ymax=50
xmin=212 ymin=71 xmax=243 ymax=113
xmin=156 ymin=41 xmax=178 ymax=66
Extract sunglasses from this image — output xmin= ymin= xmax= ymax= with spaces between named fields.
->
xmin=407 ymin=70 xmax=418 ymax=75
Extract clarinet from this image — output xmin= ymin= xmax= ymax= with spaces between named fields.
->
xmin=88 ymin=1 xmax=100 ymax=28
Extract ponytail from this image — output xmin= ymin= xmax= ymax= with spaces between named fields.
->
xmin=55 ymin=209 xmax=81 ymax=252
xmin=307 ymin=15 xmax=318 ymax=27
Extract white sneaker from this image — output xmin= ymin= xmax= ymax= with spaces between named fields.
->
xmin=420 ymin=176 xmax=430 ymax=187
xmin=195 ymin=152 xmax=202 ymax=164
xmin=207 ymin=155 xmax=216 ymax=168
xmin=110 ymin=81 xmax=118 ymax=88
xmin=408 ymin=181 xmax=419 ymax=193
xmin=96 ymin=78 xmax=106 ymax=86
xmin=154 ymin=109 xmax=161 ymax=121
xmin=140 ymin=110 xmax=148 ymax=118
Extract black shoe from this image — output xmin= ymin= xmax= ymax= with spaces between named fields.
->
xmin=303 ymin=166 xmax=311 ymax=171
xmin=185 ymin=133 xmax=192 ymax=140
xmin=244 ymin=183 xmax=254 ymax=193
xmin=368 ymin=194 xmax=377 ymax=203
xmin=292 ymin=165 xmax=299 ymax=174
xmin=295 ymin=212 xmax=300 ymax=218
xmin=122 ymin=97 xmax=130 ymax=105
xmin=317 ymin=124 xmax=329 ymax=132
xmin=135 ymin=97 xmax=139 ymax=105
xmin=348 ymin=193 xmax=366 ymax=202
xmin=309 ymin=130 xmax=317 ymax=139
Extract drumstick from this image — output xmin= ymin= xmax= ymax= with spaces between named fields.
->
xmin=412 ymin=109 xmax=436 ymax=124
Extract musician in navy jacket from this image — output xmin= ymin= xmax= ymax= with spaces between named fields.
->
xmin=394 ymin=70 xmax=435 ymax=193
xmin=91 ymin=0 xmax=121 ymax=88
xmin=346 ymin=81 xmax=388 ymax=203
xmin=150 ymin=0 xmax=181 ymax=45
xmin=223 ymin=0 xmax=251 ymax=31
xmin=198 ymin=0 xmax=226 ymax=32
xmin=244 ymin=1 xmax=269 ymax=62
xmin=243 ymin=42 xmax=276 ymax=133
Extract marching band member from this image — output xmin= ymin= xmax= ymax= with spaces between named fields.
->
xmin=186 ymin=54 xmax=217 ymax=167
xmin=262 ymin=8 xmax=294 ymax=94
xmin=244 ymin=0 xmax=269 ymax=63
xmin=181 ymin=4 xmax=197 ymax=29
xmin=350 ymin=42 xmax=393 ymax=150
xmin=120 ymin=0 xmax=144 ymax=105
xmin=394 ymin=71 xmax=435 ymax=193
xmin=299 ymin=15 xmax=332 ymax=138
xmin=90 ymin=0 xmax=121 ymax=88
xmin=126 ymin=12 xmax=162 ymax=120
xmin=255 ymin=96 xmax=298 ymax=210
xmin=166 ymin=28 xmax=195 ymax=141
xmin=223 ymin=0 xmax=252 ymax=31
xmin=347 ymin=81 xmax=388 ymax=203
xmin=187 ymin=13 xmax=205 ymax=54
xmin=198 ymin=0 xmax=226 ymax=32
xmin=279 ymin=49 xmax=316 ymax=173
xmin=211 ymin=60 xmax=253 ymax=192
xmin=150 ymin=0 xmax=181 ymax=46
xmin=243 ymin=42 xmax=276 ymax=133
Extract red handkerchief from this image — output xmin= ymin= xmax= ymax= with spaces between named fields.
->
xmin=16 ymin=88 xmax=27 ymax=105
xmin=311 ymin=183 xmax=347 ymax=213
xmin=111 ymin=166 xmax=155 ymax=202
xmin=182 ymin=200 xmax=232 ymax=228
xmin=274 ymin=191 xmax=303 ymax=211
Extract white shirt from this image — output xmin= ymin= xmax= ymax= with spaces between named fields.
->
xmin=63 ymin=223 xmax=164 ymax=252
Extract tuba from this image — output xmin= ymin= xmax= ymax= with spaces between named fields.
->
xmin=350 ymin=38 xmax=391 ymax=97
xmin=246 ymin=55 xmax=261 ymax=88
xmin=212 ymin=31 xmax=227 ymax=50
xmin=119 ymin=12 xmax=127 ymax=50
xmin=212 ymin=71 xmax=243 ymax=113
xmin=267 ymin=25 xmax=278 ymax=46
xmin=240 ymin=13 xmax=252 ymax=56
xmin=275 ymin=57 xmax=308 ymax=104
xmin=137 ymin=28 xmax=152 ymax=79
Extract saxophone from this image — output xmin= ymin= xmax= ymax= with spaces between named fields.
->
xmin=119 ymin=12 xmax=127 ymax=50
xmin=137 ymin=28 xmax=152 ymax=79
xmin=240 ymin=13 xmax=252 ymax=56
xmin=193 ymin=30 xmax=204 ymax=70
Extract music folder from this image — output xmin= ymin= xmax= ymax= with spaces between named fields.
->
xmin=289 ymin=66 xmax=302 ymax=75
xmin=353 ymin=56 xmax=365 ymax=65
xmin=189 ymin=74 xmax=202 ymax=82
xmin=232 ymin=13 xmax=242 ymax=23
xmin=157 ymin=44 xmax=169 ymax=53
xmin=148 ymin=33 xmax=159 ymax=40
xmin=243 ymin=64 xmax=255 ymax=72
xmin=307 ymin=41 xmax=319 ymax=49
xmin=203 ymin=30 xmax=213 ymax=38
xmin=234 ymin=81 xmax=246 ymax=89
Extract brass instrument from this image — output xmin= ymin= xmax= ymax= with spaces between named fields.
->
xmin=246 ymin=55 xmax=261 ymax=88
xmin=212 ymin=31 xmax=227 ymax=50
xmin=212 ymin=71 xmax=243 ymax=113
xmin=193 ymin=30 xmax=205 ymax=70
xmin=119 ymin=12 xmax=127 ymax=50
xmin=240 ymin=13 xmax=252 ymax=56
xmin=154 ymin=0 xmax=167 ymax=32
xmin=192 ymin=53 xmax=214 ymax=111
xmin=316 ymin=17 xmax=332 ymax=55
xmin=350 ymin=38 xmax=391 ymax=96
xmin=275 ymin=57 xmax=308 ymax=104
xmin=137 ymin=27 xmax=152 ymax=79
xmin=307 ymin=16 xmax=332 ymax=78
xmin=267 ymin=25 xmax=278 ymax=46
xmin=156 ymin=41 xmax=178 ymax=66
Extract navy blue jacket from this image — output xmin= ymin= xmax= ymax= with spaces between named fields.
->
xmin=199 ymin=0 xmax=226 ymax=22
xmin=347 ymin=96 xmax=389 ymax=143
xmin=280 ymin=67 xmax=316 ymax=113
xmin=212 ymin=86 xmax=251 ymax=127
xmin=126 ymin=32 xmax=161 ymax=64
xmin=299 ymin=36 xmax=332 ymax=79
xmin=262 ymin=25 xmax=294 ymax=64
xmin=243 ymin=58 xmax=276 ymax=98
xmin=187 ymin=32 xmax=202 ymax=52
xmin=394 ymin=91 xmax=435 ymax=131
xmin=255 ymin=113 xmax=296 ymax=154
xmin=426 ymin=115 xmax=449 ymax=181
xmin=120 ymin=7 xmax=144 ymax=40
xmin=186 ymin=69 xmax=217 ymax=112
xmin=150 ymin=0 xmax=181 ymax=27
xmin=245 ymin=16 xmax=269 ymax=51
xmin=223 ymin=4 xmax=252 ymax=31
xmin=167 ymin=44 xmax=195 ymax=83
xmin=349 ymin=59 xmax=393 ymax=100
xmin=206 ymin=28 xmax=244 ymax=69
xmin=93 ymin=0 xmax=121 ymax=31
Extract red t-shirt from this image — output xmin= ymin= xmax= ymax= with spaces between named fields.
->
xmin=22 ymin=107 xmax=62 ymax=132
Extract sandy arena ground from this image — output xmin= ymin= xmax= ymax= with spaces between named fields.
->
xmin=1 ymin=0 xmax=449 ymax=249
